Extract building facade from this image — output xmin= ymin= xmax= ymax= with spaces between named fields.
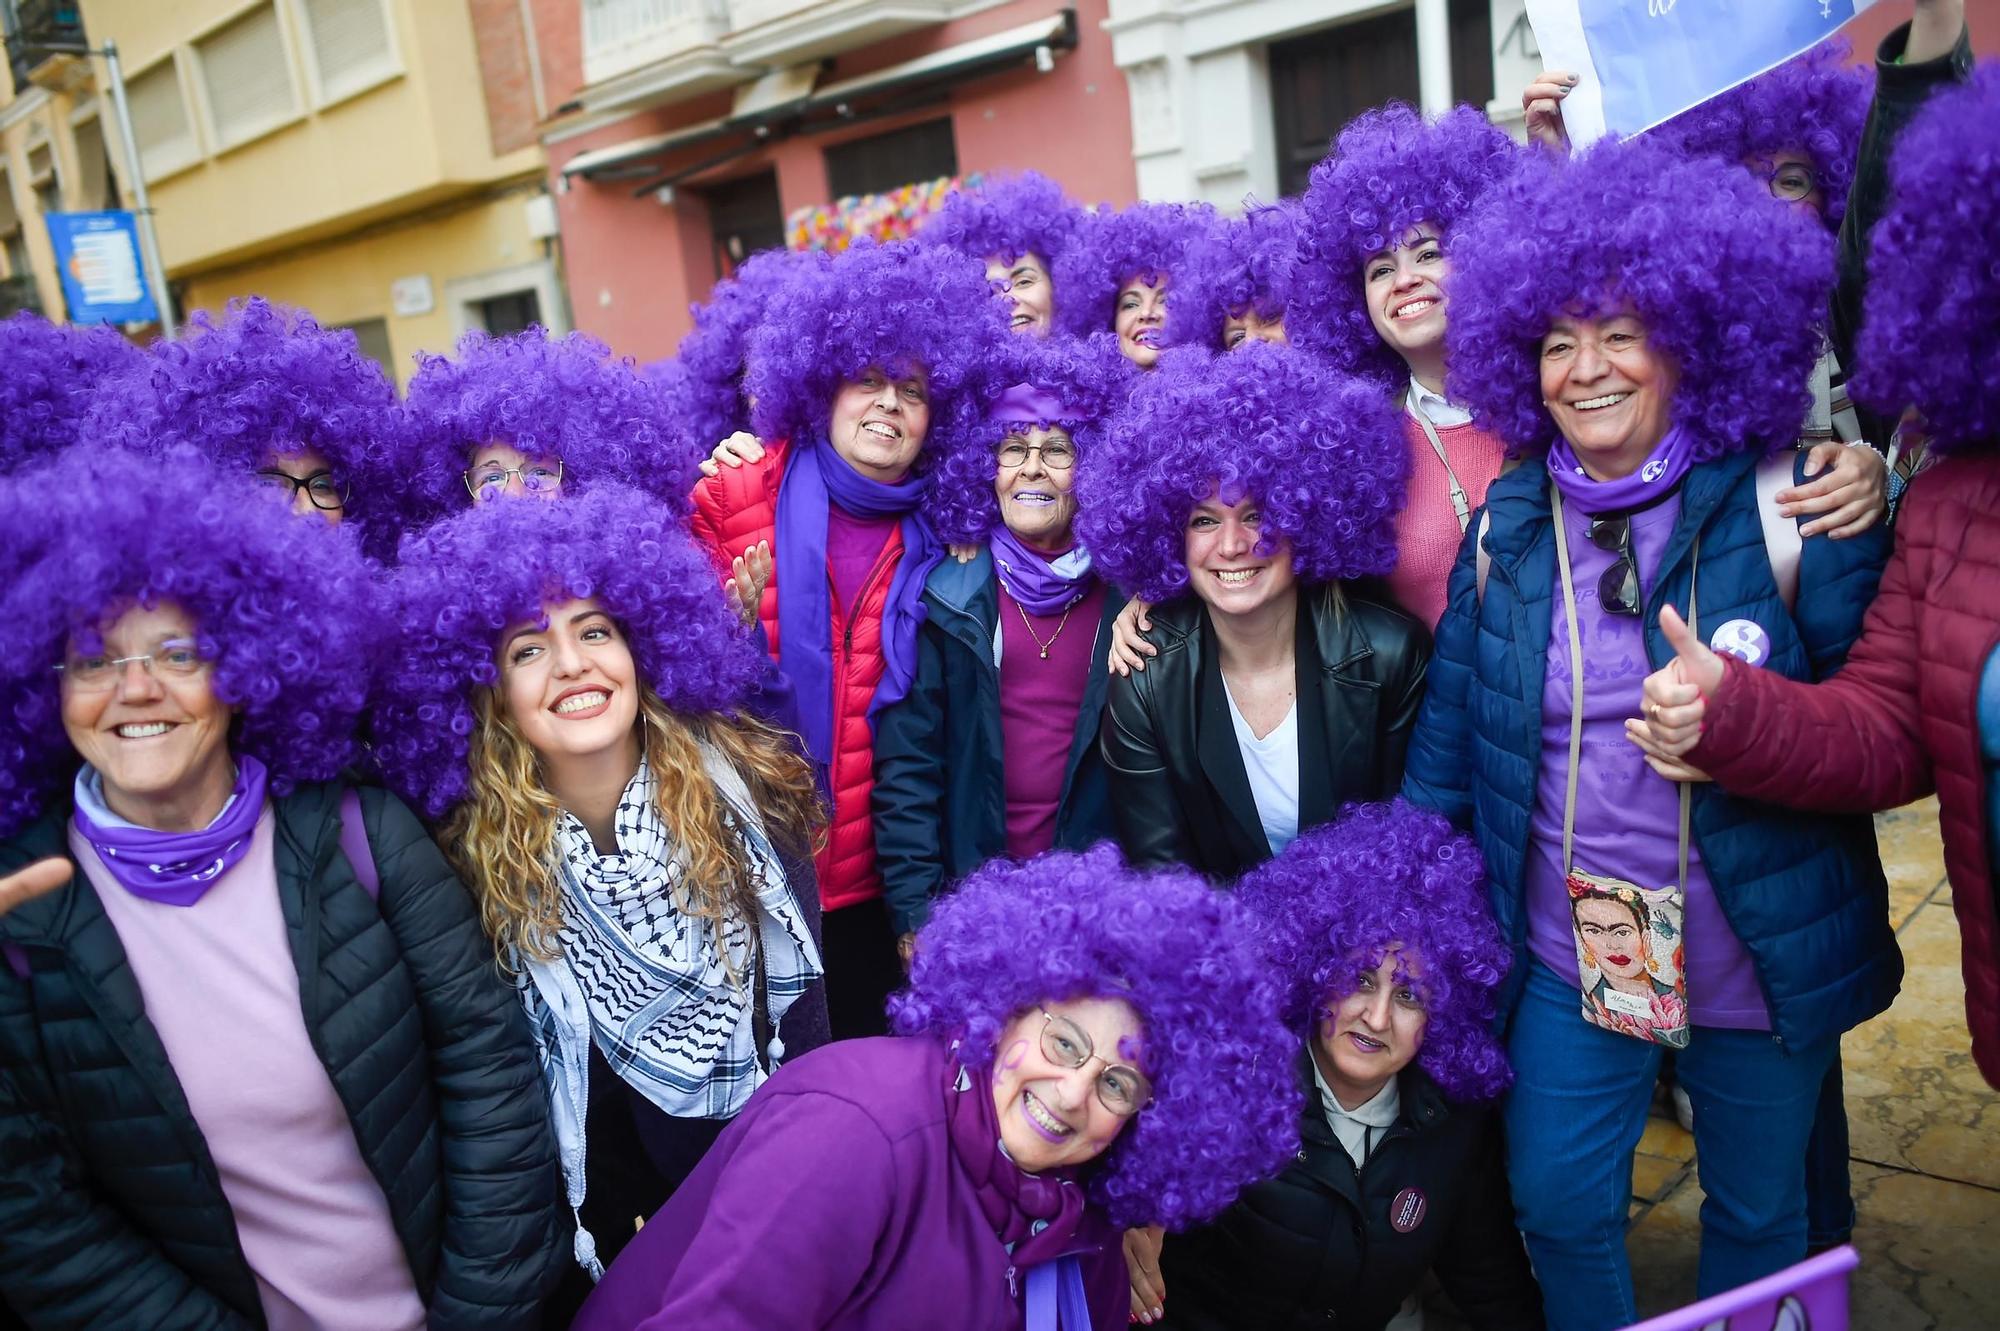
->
xmin=54 ymin=0 xmax=554 ymax=382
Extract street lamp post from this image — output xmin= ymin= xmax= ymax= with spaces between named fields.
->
xmin=98 ymin=40 xmax=176 ymax=340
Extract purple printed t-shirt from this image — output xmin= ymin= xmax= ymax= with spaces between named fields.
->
xmin=1523 ymin=493 xmax=1771 ymax=1030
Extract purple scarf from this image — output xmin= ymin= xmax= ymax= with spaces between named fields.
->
xmin=71 ymin=755 xmax=268 ymax=906
xmin=990 ymin=527 xmax=1095 ymax=617
xmin=1545 ymin=423 xmax=1696 ymax=516
xmin=775 ymin=438 xmax=944 ymax=765
xmin=944 ymin=1055 xmax=1095 ymax=1273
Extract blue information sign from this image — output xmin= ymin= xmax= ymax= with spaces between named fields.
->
xmin=45 ymin=210 xmax=158 ymax=325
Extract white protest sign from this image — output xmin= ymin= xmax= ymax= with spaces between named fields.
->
xmin=1523 ymin=0 xmax=1881 ymax=144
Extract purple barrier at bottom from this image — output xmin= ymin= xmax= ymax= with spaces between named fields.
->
xmin=1619 ymin=1246 xmax=1859 ymax=1331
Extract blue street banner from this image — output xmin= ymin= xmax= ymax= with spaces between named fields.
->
xmin=1525 ymin=0 xmax=1880 ymax=143
xmin=44 ymin=210 xmax=159 ymax=325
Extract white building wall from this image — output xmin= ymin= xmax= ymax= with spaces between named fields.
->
xmin=1106 ymin=0 xmax=1545 ymax=209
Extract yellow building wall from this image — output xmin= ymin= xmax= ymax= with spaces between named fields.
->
xmin=179 ymin=180 xmax=554 ymax=387
xmin=2 ymin=80 xmax=126 ymax=319
xmin=77 ymin=0 xmax=542 ymax=276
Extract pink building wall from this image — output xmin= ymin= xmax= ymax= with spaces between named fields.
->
xmin=532 ymin=0 xmax=1135 ymax=363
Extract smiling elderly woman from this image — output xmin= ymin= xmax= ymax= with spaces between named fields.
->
xmin=573 ymin=843 xmax=1300 ymax=1331
xmin=872 ymin=333 xmax=1136 ymax=952
xmin=1401 ymin=137 xmax=1899 ymax=1331
xmin=0 ymin=447 xmax=564 ymax=1329
xmin=686 ymin=239 xmax=1007 ymax=1040
xmin=372 ymin=485 xmax=829 ymax=1304
xmin=1082 ymin=343 xmax=1425 ymax=882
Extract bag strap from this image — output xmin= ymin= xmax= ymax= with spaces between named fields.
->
xmin=1408 ymin=387 xmax=1474 ymax=534
xmin=1552 ymin=485 xmax=1696 ymax=896
xmin=338 ymin=788 xmax=380 ymax=901
xmin=1474 ymin=510 xmax=1493 ymax=604
xmin=1754 ymin=451 xmax=1802 ymax=613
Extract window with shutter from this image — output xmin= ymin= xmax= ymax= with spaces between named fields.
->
xmin=300 ymin=0 xmax=396 ymax=103
xmin=126 ymin=59 xmax=199 ymax=179
xmin=196 ymin=4 xmax=301 ymax=150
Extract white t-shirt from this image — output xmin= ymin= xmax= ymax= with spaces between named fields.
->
xmin=1224 ymin=686 xmax=1300 ymax=856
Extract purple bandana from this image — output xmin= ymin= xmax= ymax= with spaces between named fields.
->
xmin=775 ymin=438 xmax=943 ymax=764
xmin=71 ymin=755 xmax=268 ymax=906
xmin=1545 ymin=423 xmax=1696 ymax=516
xmin=992 ymin=383 xmax=1073 ymax=426
xmin=990 ymin=527 xmax=1094 ymax=616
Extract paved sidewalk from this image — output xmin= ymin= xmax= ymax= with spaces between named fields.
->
xmin=1435 ymin=797 xmax=1997 ymax=1329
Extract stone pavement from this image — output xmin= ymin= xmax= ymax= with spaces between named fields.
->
xmin=1436 ymin=797 xmax=1999 ymax=1330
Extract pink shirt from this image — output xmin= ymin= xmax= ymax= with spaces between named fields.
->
xmin=76 ymin=809 xmax=426 ymax=1331
xmin=998 ymin=579 xmax=1107 ymax=858
xmin=1386 ymin=413 xmax=1509 ymax=627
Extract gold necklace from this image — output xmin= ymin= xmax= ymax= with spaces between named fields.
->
xmin=1014 ymin=597 xmax=1075 ymax=659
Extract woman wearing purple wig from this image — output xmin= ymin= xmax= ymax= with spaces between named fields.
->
xmin=1082 ymin=343 xmax=1425 ymax=882
xmin=1055 ymin=200 xmax=1220 ymax=367
xmin=921 ymin=171 xmax=1082 ymax=338
xmin=0 ymin=448 xmax=564 ymax=1329
xmin=1285 ymin=103 xmax=1520 ymax=631
xmin=1133 ymin=801 xmax=1542 ymax=1331
xmin=83 ymin=298 xmax=402 ymax=549
xmin=401 ymin=324 xmax=701 ymax=526
xmin=573 ymin=844 xmax=1300 ymax=1331
xmin=0 ymin=312 xmax=139 ymax=476
xmin=1400 ymin=138 xmax=1899 ymax=1331
xmin=371 ymin=485 xmax=829 ymax=1300
xmin=687 ymin=240 xmax=1007 ymax=1041
xmin=1169 ymin=201 xmax=1300 ymax=352
xmin=872 ymin=334 xmax=1135 ymax=953
xmin=1637 ymin=64 xmax=2000 ymax=1094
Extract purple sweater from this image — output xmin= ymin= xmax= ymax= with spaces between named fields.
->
xmin=573 ymin=1036 xmax=1126 ymax=1331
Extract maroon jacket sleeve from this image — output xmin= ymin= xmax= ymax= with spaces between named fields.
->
xmin=1691 ymin=520 xmax=1932 ymax=812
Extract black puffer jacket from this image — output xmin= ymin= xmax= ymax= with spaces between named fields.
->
xmin=1159 ymin=1057 xmax=1542 ymax=1331
xmin=0 ymin=781 xmax=565 ymax=1330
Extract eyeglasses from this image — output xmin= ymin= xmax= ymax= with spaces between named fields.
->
xmin=1036 ymin=1008 xmax=1154 ymax=1117
xmin=995 ymin=438 xmax=1076 ymax=471
xmin=1766 ymin=162 xmax=1818 ymax=203
xmin=256 ymin=467 xmax=349 ymax=511
xmin=1587 ymin=513 xmax=1640 ymax=617
xmin=56 ymin=639 xmax=208 ymax=691
xmin=464 ymin=458 xmax=563 ymax=502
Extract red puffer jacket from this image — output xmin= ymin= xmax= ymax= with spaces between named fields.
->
xmin=1690 ymin=451 xmax=2000 ymax=1088
xmin=689 ymin=441 xmax=899 ymax=913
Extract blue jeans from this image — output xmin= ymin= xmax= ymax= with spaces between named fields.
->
xmin=1503 ymin=962 xmax=1840 ymax=1331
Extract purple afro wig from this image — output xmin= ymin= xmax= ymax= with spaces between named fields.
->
xmin=927 ymin=331 xmax=1137 ymax=543
xmin=1651 ymin=39 xmax=1873 ymax=227
xmin=1853 ymin=65 xmax=2000 ymax=453
xmin=1444 ymin=135 xmax=1833 ymax=459
xmin=918 ymin=170 xmax=1082 ymax=270
xmin=1291 ymin=103 xmax=1520 ymax=386
xmin=743 ymin=240 xmax=1007 ymax=467
xmin=1076 ymin=343 xmax=1408 ymax=603
xmin=1235 ymin=801 xmax=1513 ymax=1104
xmin=0 ymin=445 xmax=376 ymax=837
xmin=890 ymin=843 xmax=1301 ymax=1229
xmin=0 ymin=313 xmax=141 ymax=474
xmin=670 ymin=246 xmax=824 ymax=458
xmin=1168 ymin=201 xmax=1305 ymax=350
xmin=81 ymin=299 xmax=402 ymax=549
xmin=401 ymin=327 xmax=703 ymax=532
xmin=373 ymin=482 xmax=766 ymax=819
xmin=1053 ymin=200 xmax=1222 ymax=340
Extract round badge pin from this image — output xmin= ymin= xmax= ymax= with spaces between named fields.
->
xmin=1709 ymin=618 xmax=1771 ymax=667
xmin=1389 ymin=1187 xmax=1428 ymax=1234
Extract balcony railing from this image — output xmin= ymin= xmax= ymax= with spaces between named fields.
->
xmin=4 ymin=0 xmax=88 ymax=91
xmin=582 ymin=0 xmax=731 ymax=86
xmin=0 ymin=273 xmax=43 ymax=318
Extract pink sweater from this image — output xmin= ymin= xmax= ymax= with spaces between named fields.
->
xmin=76 ymin=809 xmax=425 ymax=1331
xmin=1385 ymin=413 xmax=1509 ymax=627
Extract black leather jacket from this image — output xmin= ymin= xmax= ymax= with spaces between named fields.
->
xmin=1102 ymin=585 xmax=1429 ymax=880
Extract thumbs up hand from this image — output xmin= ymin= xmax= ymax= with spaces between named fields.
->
xmin=1624 ymin=605 xmax=1722 ymax=781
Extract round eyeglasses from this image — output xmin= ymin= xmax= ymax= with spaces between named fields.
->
xmin=996 ymin=439 xmax=1076 ymax=471
xmin=1766 ymin=162 xmax=1818 ymax=203
xmin=256 ymin=467 xmax=349 ymax=512
xmin=465 ymin=458 xmax=563 ymax=502
xmin=1036 ymin=1008 xmax=1153 ymax=1117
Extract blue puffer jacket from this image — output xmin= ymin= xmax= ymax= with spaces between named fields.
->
xmin=1402 ymin=450 xmax=1901 ymax=1051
